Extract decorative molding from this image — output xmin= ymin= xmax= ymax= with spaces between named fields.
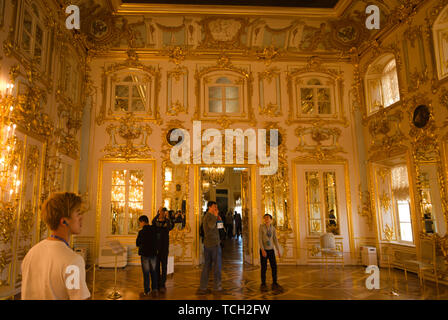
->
xmin=102 ymin=112 xmax=154 ymax=160
xmin=295 ymin=121 xmax=346 ymax=161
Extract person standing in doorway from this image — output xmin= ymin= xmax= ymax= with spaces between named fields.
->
xmin=234 ymin=211 xmax=242 ymax=238
xmin=136 ymin=215 xmax=158 ymax=297
xmin=225 ymin=210 xmax=234 ymax=239
xmin=197 ymin=201 xmax=223 ymax=294
xmin=152 ymin=207 xmax=173 ymax=293
xmin=21 ymin=192 xmax=90 ymax=300
xmin=259 ymin=214 xmax=283 ymax=292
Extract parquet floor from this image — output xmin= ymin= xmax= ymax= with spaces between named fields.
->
xmin=87 ymin=237 xmax=448 ymax=300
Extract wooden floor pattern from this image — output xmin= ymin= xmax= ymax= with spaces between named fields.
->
xmin=87 ymin=238 xmax=448 ymax=300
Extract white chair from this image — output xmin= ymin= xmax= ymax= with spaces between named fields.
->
xmin=320 ymin=233 xmax=344 ymax=270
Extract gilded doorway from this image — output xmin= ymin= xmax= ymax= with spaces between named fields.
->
xmin=194 ymin=165 xmax=257 ymax=266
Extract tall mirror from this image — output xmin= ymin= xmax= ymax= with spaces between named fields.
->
xmin=416 ymin=162 xmax=447 ymax=236
xmin=162 ymin=163 xmax=188 ymax=230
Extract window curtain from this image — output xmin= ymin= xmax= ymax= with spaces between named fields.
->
xmin=391 ymin=165 xmax=410 ymax=201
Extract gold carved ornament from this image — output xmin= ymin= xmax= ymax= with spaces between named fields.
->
xmin=0 ymin=202 xmax=16 ymax=244
xmin=102 ymin=112 xmax=154 ymax=160
xmin=367 ymin=108 xmax=407 ymax=161
xmin=198 ymin=17 xmax=248 ymax=50
xmin=258 ymin=68 xmax=282 ymax=117
xmin=383 ymin=224 xmax=394 ymax=241
xmin=357 ymin=185 xmax=373 ymax=231
xmin=379 ymin=193 xmax=392 ymax=213
xmin=295 ymin=121 xmax=346 ymax=162
xmin=0 ymin=249 xmax=13 ymax=287
xmin=19 ymin=201 xmax=34 ymax=238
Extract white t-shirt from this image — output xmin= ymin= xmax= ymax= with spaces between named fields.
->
xmin=21 ymin=239 xmax=91 ymax=300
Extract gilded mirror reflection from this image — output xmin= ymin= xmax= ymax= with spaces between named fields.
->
xmin=262 ymin=166 xmax=289 ymax=229
xmin=162 ymin=163 xmax=188 ymax=230
xmin=417 ymin=162 xmax=446 ymax=236
xmin=305 ymin=170 xmax=340 ymax=235
xmin=110 ymin=169 xmax=144 ymax=235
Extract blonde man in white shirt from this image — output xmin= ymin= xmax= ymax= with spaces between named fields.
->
xmin=259 ymin=213 xmax=283 ymax=292
xmin=21 ymin=192 xmax=90 ymax=300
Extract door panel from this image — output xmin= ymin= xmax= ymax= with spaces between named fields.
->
xmin=295 ymin=163 xmax=350 ymax=265
xmin=97 ymin=160 xmax=155 ymax=265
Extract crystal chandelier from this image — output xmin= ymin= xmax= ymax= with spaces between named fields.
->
xmin=0 ymin=83 xmax=20 ymax=204
xmin=202 ymin=167 xmax=226 ymax=186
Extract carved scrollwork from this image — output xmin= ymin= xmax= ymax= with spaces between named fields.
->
xmin=12 ymin=86 xmax=53 ymax=138
xmin=198 ymin=17 xmax=248 ymax=49
xmin=358 ymin=185 xmax=373 ymax=231
xmin=0 ymin=249 xmax=12 ymax=287
xmin=367 ymin=108 xmax=407 ymax=161
xmin=0 ymin=201 xmax=17 ymax=244
xmin=19 ymin=201 xmax=34 ymax=238
xmin=102 ymin=112 xmax=153 ymax=160
xmin=295 ymin=121 xmax=346 ymax=161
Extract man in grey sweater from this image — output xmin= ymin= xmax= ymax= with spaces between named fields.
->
xmin=197 ymin=201 xmax=223 ymax=294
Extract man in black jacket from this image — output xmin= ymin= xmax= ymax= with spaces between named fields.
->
xmin=136 ymin=215 xmax=158 ymax=297
xmin=152 ymin=207 xmax=174 ymax=293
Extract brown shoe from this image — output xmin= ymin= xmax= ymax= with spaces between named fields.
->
xmin=196 ymin=288 xmax=211 ymax=295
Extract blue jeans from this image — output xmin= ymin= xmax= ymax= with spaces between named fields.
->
xmin=141 ymin=256 xmax=158 ymax=293
xmin=199 ymin=245 xmax=222 ymax=290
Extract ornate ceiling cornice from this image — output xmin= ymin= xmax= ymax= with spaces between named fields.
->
xmin=109 ymin=0 xmax=352 ymax=18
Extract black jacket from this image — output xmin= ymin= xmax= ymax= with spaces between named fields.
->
xmin=136 ymin=225 xmax=157 ymax=257
xmin=152 ymin=215 xmax=174 ymax=255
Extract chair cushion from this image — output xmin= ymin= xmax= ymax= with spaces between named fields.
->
xmin=320 ymin=233 xmax=336 ymax=249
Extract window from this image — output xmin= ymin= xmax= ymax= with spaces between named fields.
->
xmin=433 ymin=5 xmax=448 ymax=80
xmin=391 ymin=165 xmax=413 ymax=243
xmin=381 ymin=60 xmax=400 ymax=107
xmin=397 ymin=200 xmax=413 ymax=242
xmin=299 ymin=78 xmax=332 ymax=115
xmin=305 ymin=170 xmax=340 ymax=235
xmin=20 ymin=4 xmax=44 ymax=65
xmin=208 ymin=77 xmax=240 ymax=114
xmin=365 ymin=55 xmax=400 ymax=114
xmin=110 ymin=169 xmax=144 ymax=235
xmin=114 ymin=74 xmax=148 ymax=112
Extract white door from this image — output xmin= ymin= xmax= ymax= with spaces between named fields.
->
xmin=98 ymin=160 xmax=155 ymax=265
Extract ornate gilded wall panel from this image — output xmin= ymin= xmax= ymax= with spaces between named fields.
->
xmin=372 ymin=165 xmax=397 ymax=242
xmin=10 ymin=134 xmax=45 ymax=295
xmin=295 ymin=121 xmax=346 ymax=162
xmin=166 ymin=66 xmax=189 ymax=116
xmin=258 ymin=68 xmax=282 ymax=117
xmin=367 ymin=108 xmax=407 ymax=161
xmin=161 ymin=121 xmax=193 ymax=264
xmin=402 ymin=25 xmax=429 ymax=91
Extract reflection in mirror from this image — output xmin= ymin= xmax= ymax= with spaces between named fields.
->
xmin=262 ymin=166 xmax=289 ymax=230
xmin=418 ymin=163 xmax=446 ymax=236
xmin=162 ymin=164 xmax=187 ymax=230
xmin=324 ymin=172 xmax=340 ymax=235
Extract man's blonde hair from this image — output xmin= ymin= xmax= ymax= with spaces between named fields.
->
xmin=41 ymin=192 xmax=82 ymax=231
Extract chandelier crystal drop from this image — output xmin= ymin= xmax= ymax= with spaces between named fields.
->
xmin=202 ymin=167 xmax=226 ymax=186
